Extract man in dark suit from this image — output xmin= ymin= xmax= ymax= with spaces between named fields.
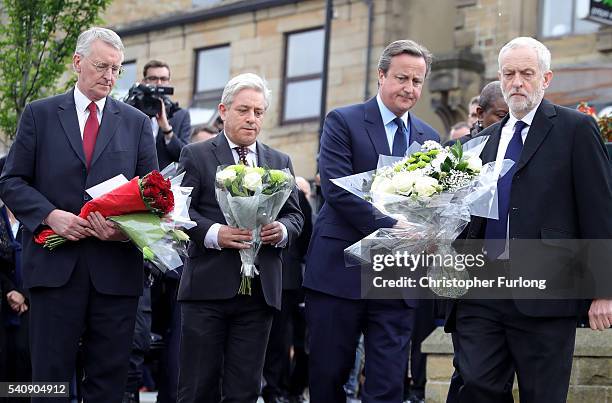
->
xmin=445 ymin=37 xmax=612 ymax=403
xmin=141 ymin=59 xmax=191 ymax=170
xmin=303 ymin=40 xmax=440 ymax=403
xmin=263 ymin=177 xmax=313 ymax=403
xmin=176 ymin=73 xmax=303 ymax=403
xmin=0 ymin=27 xmax=158 ymax=402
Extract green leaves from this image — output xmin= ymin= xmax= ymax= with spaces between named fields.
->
xmin=0 ymin=0 xmax=110 ymax=141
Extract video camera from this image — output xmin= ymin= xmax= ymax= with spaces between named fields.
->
xmin=123 ymin=83 xmax=180 ymax=119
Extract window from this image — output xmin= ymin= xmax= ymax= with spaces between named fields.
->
xmin=111 ymin=61 xmax=137 ymax=101
xmin=192 ymin=0 xmax=222 ymax=7
xmin=282 ymin=28 xmax=325 ymax=124
xmin=193 ymin=45 xmax=230 ymax=109
xmin=540 ymin=0 xmax=599 ymax=38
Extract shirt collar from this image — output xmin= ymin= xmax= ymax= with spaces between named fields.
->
xmin=74 ymin=85 xmax=106 ymax=114
xmin=507 ymin=100 xmax=541 ymax=129
xmin=376 ymin=93 xmax=409 ymax=127
xmin=224 ymin=132 xmax=257 ymax=154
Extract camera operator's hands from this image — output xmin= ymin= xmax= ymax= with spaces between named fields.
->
xmin=157 ymin=99 xmax=173 ymax=139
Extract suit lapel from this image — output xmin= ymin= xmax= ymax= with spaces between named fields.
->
xmin=90 ymin=97 xmax=121 ymax=169
xmin=364 ymin=97 xmax=391 ymax=156
xmin=57 ymin=90 xmax=86 ymax=167
xmin=479 ymin=119 xmax=506 ymax=163
xmin=408 ymin=112 xmax=426 ymax=145
xmin=515 ymin=100 xmax=555 ymax=172
xmin=212 ymin=132 xmax=237 ymax=166
xmin=256 ymin=140 xmax=271 ymax=168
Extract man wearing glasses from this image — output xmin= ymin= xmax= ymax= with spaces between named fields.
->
xmin=142 ymin=60 xmax=192 ymax=170
xmin=0 ymin=27 xmax=158 ymax=402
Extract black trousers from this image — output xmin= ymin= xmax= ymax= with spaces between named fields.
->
xmin=28 ymin=258 xmax=138 ymax=403
xmin=178 ymin=286 xmax=274 ymax=403
xmin=452 ymin=300 xmax=576 ymax=403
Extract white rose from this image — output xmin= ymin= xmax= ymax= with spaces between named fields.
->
xmin=392 ymin=171 xmax=418 ymax=193
xmin=216 ymin=168 xmax=237 ymax=183
xmin=466 ymin=156 xmax=482 ymax=172
xmin=371 ymin=176 xmax=395 ymax=194
xmin=413 ymin=176 xmax=440 ymax=197
xmin=243 ymin=172 xmax=263 ymax=191
xmin=431 ymin=152 xmax=448 ymax=171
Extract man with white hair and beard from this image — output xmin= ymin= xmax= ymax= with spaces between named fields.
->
xmin=444 ymin=36 xmax=612 ymax=403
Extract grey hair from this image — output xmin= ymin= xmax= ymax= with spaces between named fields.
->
xmin=469 ymin=95 xmax=480 ymax=106
xmin=479 ymin=81 xmax=505 ymax=111
xmin=221 ymin=73 xmax=271 ymax=110
xmin=75 ymin=27 xmax=124 ymax=58
xmin=498 ymin=37 xmax=551 ymax=74
xmin=378 ymin=40 xmax=433 ymax=77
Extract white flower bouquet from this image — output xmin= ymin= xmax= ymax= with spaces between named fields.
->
xmin=215 ymin=164 xmax=295 ymax=294
xmin=333 ymin=138 xmax=512 ymax=297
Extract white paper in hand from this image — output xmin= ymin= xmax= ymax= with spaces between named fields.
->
xmin=86 ymin=174 xmax=129 ymax=199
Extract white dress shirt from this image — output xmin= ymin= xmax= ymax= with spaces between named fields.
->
xmin=376 ymin=93 xmax=410 ymax=154
xmin=493 ymin=101 xmax=540 ymax=259
xmin=204 ymin=133 xmax=288 ymax=250
xmin=74 ymin=85 xmax=105 ymax=138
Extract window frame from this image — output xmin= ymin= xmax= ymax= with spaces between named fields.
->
xmin=280 ymin=26 xmax=325 ymax=125
xmin=192 ymin=44 xmax=230 ymax=108
xmin=538 ymin=0 xmax=599 ymax=39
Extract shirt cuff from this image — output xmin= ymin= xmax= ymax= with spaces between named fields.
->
xmin=274 ymin=222 xmax=288 ymax=248
xmin=204 ymin=223 xmax=222 ymax=250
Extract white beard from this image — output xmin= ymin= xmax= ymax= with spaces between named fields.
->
xmin=503 ymin=84 xmax=545 ymax=117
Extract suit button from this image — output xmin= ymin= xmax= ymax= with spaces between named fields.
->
xmin=84 ymin=194 xmax=91 ymax=201
xmin=511 ymin=207 xmax=518 ymax=212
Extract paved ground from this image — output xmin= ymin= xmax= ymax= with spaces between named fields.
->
xmin=140 ymin=392 xmax=267 ymax=402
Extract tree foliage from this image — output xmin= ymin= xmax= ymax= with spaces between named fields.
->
xmin=0 ymin=0 xmax=111 ymax=144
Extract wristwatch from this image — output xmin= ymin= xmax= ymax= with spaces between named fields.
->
xmin=162 ymin=126 xmax=173 ymax=135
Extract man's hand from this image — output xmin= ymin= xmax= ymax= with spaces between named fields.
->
xmin=45 ymin=209 xmax=91 ymax=241
xmin=261 ymin=221 xmax=283 ymax=245
xmin=218 ymin=225 xmax=252 ymax=249
xmin=588 ymin=299 xmax=612 ymax=330
xmin=6 ymin=290 xmax=28 ymax=315
xmin=86 ymin=212 xmax=128 ymax=241
xmin=157 ymin=99 xmax=172 ymax=138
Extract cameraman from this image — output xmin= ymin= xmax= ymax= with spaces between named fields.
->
xmin=142 ymin=60 xmax=191 ymax=170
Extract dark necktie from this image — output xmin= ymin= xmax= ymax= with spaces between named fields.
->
xmin=392 ymin=117 xmax=408 ymax=157
xmin=235 ymin=146 xmax=249 ymax=165
xmin=484 ymin=120 xmax=528 ymax=259
xmin=83 ymin=102 xmax=99 ymax=170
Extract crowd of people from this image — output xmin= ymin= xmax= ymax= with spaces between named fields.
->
xmin=0 ymin=24 xmax=611 ymax=403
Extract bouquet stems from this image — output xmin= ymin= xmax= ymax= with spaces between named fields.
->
xmin=239 ymin=276 xmax=252 ymax=295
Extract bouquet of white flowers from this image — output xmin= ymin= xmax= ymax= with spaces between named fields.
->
xmin=215 ymin=164 xmax=295 ymax=294
xmin=333 ymin=138 xmax=512 ymax=298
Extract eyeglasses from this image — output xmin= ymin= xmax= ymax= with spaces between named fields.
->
xmin=87 ymin=58 xmax=124 ymax=77
xmin=144 ymin=75 xmax=170 ymax=84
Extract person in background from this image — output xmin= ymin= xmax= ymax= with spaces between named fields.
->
xmin=467 ymin=95 xmax=480 ymax=129
xmin=190 ymin=124 xmax=219 ymax=143
xmin=449 ymin=121 xmax=471 ymax=141
xmin=474 ymin=81 xmax=509 ymax=132
xmin=262 ymin=176 xmax=313 ymax=403
xmin=141 ymin=60 xmax=191 ymax=171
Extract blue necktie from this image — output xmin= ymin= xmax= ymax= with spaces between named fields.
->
xmin=392 ymin=117 xmax=408 ymax=157
xmin=484 ymin=120 xmax=528 ymax=259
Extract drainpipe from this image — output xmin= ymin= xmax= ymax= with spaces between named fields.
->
xmin=363 ymin=0 xmax=374 ymax=101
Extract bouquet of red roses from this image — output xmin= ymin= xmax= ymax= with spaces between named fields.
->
xmin=35 ymin=171 xmax=174 ymax=249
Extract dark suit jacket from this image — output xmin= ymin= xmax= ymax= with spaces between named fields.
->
xmin=156 ymin=108 xmax=191 ymax=170
xmin=445 ymin=99 xmax=612 ymax=330
xmin=282 ymin=190 xmax=313 ymax=290
xmin=0 ymin=90 xmax=158 ymax=296
xmin=303 ymin=96 xmax=440 ymax=299
xmin=177 ymin=133 xmax=303 ymax=310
